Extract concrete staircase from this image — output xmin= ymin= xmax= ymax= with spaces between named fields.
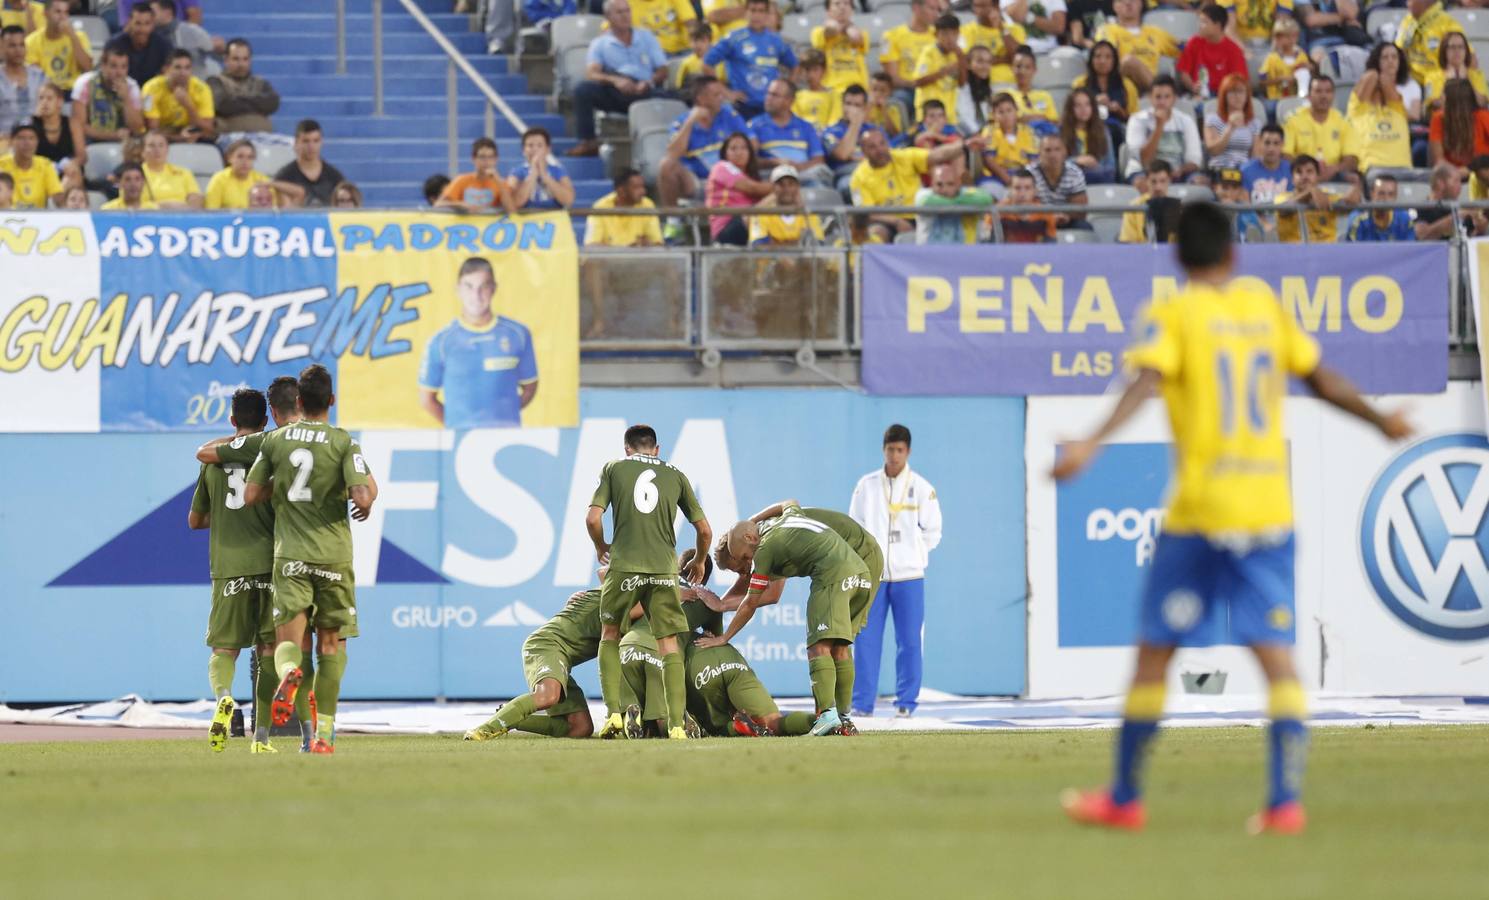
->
xmin=201 ymin=0 xmax=607 ymax=208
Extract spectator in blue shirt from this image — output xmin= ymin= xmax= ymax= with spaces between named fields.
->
xmin=703 ymin=0 xmax=798 ymax=120
xmin=748 ymin=79 xmax=831 ymax=186
xmin=1240 ymin=124 xmax=1292 ymax=203
xmin=418 ymin=257 xmax=539 ymax=430
xmin=823 ymin=85 xmax=885 ymax=192
xmin=657 ymin=74 xmax=747 ymax=215
xmin=567 ymin=0 xmax=670 ymax=156
xmin=507 ymin=126 xmax=576 ymax=209
xmin=1346 ymin=174 xmax=1417 ymax=242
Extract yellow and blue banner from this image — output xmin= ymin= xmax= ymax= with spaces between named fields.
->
xmin=0 ymin=211 xmax=578 ymax=432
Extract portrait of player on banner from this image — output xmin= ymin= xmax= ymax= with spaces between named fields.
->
xmin=417 ymin=256 xmax=539 ymax=430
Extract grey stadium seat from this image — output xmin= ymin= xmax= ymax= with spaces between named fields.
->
xmin=1056 ymin=228 xmax=1100 ymax=244
xmin=549 ymin=14 xmax=603 ymax=54
xmin=169 ymin=143 xmax=225 ymax=177
xmin=1033 ymin=53 xmax=1084 ymax=90
xmin=1143 ymin=9 xmax=1198 ymax=44
xmin=1365 ymin=6 xmax=1405 ymax=40
xmin=83 ymin=141 xmax=122 ymax=181
xmin=1393 ymin=180 xmax=1432 ymax=205
xmin=72 ymin=16 xmax=109 ymax=59
xmin=1086 ymin=183 xmax=1139 ymax=243
xmin=1167 ymin=183 xmax=1215 ymax=203
xmin=803 ymin=187 xmax=842 ymax=209
xmin=1275 ymin=96 xmax=1307 ymax=124
xmin=781 ymin=14 xmax=814 ymax=49
xmin=254 ymin=143 xmax=295 ymax=178
xmin=87 ymin=190 xmax=106 ymax=210
xmin=628 ymin=98 xmax=687 ymax=140
xmin=1451 ymin=9 xmax=1489 ymax=39
xmin=635 ymin=129 xmax=672 ymax=185
xmin=557 ymin=45 xmax=590 ymax=94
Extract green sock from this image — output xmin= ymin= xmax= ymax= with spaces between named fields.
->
xmin=294 ymin=648 xmax=315 ymax=725
xmin=513 ymin=715 xmax=572 ymax=737
xmin=781 ymin=711 xmax=815 ymax=736
xmin=484 ymin=694 xmax=537 ymax=733
xmin=272 ymin=641 xmax=301 ymax=681
xmin=834 ymin=657 xmax=855 ymax=715
xmin=662 ymin=650 xmax=686 ymax=731
xmin=598 ymin=640 xmax=623 ymax=716
xmin=253 ymin=651 xmax=276 ymax=742
xmin=208 ymin=654 xmax=235 ymax=699
xmin=808 ymin=656 xmax=836 ymax=714
xmin=313 ymin=649 xmax=347 ymax=740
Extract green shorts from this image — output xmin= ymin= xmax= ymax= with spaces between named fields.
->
xmin=805 ymin=564 xmax=867 ymax=646
xmin=620 ymin=640 xmax=667 ymax=723
xmin=855 ymin=542 xmax=884 ymax=635
xmin=272 ymin=559 xmax=357 ymax=630
xmin=521 ymin=637 xmax=587 ymax=718
xmin=725 ymin=668 xmax=778 ymax=721
xmin=205 ymin=575 xmax=275 ymax=649
xmin=601 ymin=569 xmax=686 ymax=639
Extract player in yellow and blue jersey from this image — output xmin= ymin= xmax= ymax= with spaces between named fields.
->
xmin=1052 ymin=202 xmax=1413 ymax=835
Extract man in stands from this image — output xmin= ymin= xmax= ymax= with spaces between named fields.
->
xmin=0 ymin=24 xmax=45 ymax=143
xmin=106 ymin=2 xmax=171 ymax=88
xmin=1124 ymin=75 xmax=1201 ymax=185
xmin=208 ymin=38 xmax=278 ymax=138
xmin=915 ymin=162 xmax=991 ymax=244
xmin=142 ymin=49 xmax=214 ymax=143
xmin=1416 ymin=162 xmax=1488 ymax=239
xmin=70 ymin=45 xmax=144 ymax=147
xmin=1026 ymin=132 xmax=1088 ymax=227
xmin=851 ymin=126 xmax=969 ymax=242
xmin=704 ymin=0 xmax=797 ymax=120
xmin=1345 ymin=174 xmax=1417 ymax=242
xmin=583 ymin=168 xmax=666 ymax=339
xmin=879 ymin=0 xmax=936 ymax=112
xmin=24 ymin=0 xmax=90 ymax=92
xmin=823 ymin=84 xmax=884 ymax=192
xmin=566 ymin=0 xmax=669 ymax=158
xmin=657 ymin=74 xmax=746 ymax=231
xmin=151 ymin=0 xmax=212 ymax=69
xmin=1281 ymin=75 xmax=1357 ymax=186
xmin=0 ymin=120 xmax=61 ymax=207
xmin=750 ymin=78 xmax=831 ymax=186
xmin=270 ymin=119 xmax=345 ymax=208
xmin=1242 ymin=124 xmax=1292 ymax=202
xmin=100 ymin=161 xmax=157 ymax=210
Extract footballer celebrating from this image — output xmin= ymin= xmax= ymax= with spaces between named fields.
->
xmin=1054 ymin=202 xmax=1412 ymax=834
xmin=586 ymin=424 xmax=712 ymax=741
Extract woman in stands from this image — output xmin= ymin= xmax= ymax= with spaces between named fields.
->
xmin=31 ymin=83 xmax=82 ymax=193
xmin=1425 ymin=32 xmax=1489 ymax=114
xmin=1350 ymin=43 xmax=1417 ymax=174
xmin=140 ymin=129 xmax=203 ymax=209
xmin=61 ymin=184 xmax=89 ymax=209
xmin=1428 ymin=79 xmax=1489 ymax=172
xmin=1073 ymin=40 xmax=1137 ymax=153
xmin=1061 ymin=88 xmax=1115 ymax=184
xmin=955 ymin=46 xmax=997 ymax=135
xmin=706 ymin=131 xmax=772 ymax=246
xmin=205 ymin=139 xmax=273 ymax=210
xmin=1204 ymin=73 xmax=1261 ymax=171
xmin=332 ymin=181 xmax=363 ymax=208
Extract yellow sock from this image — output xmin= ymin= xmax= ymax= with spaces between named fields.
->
xmin=1124 ymin=682 xmax=1167 ymax=721
xmin=1268 ymin=679 xmax=1307 ymax=720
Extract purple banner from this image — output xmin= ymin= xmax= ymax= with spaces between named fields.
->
xmin=862 ymin=243 xmax=1449 ymax=395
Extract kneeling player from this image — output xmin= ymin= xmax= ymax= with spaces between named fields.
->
xmin=616 ymin=550 xmax=718 ymax=738
xmin=1053 ymin=202 xmax=1411 ymax=834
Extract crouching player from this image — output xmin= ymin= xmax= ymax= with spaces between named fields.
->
xmin=617 ymin=550 xmax=717 ymax=738
xmin=1053 ymin=202 xmax=1412 ymax=833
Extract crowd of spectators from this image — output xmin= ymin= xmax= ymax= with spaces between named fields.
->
xmin=0 ymin=0 xmax=360 ymax=211
xmin=535 ymin=0 xmax=1489 ymax=246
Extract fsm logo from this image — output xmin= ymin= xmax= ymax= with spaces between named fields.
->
xmin=1359 ymin=433 xmax=1489 ymax=641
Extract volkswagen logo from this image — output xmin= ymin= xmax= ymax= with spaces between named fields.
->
xmin=1359 ymin=433 xmax=1489 ymax=641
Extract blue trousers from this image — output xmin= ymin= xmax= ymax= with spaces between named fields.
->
xmin=851 ymin=578 xmax=925 ymax=713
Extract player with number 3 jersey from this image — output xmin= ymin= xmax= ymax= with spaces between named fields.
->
xmin=1052 ymin=202 xmax=1412 ymax=835
xmin=245 ymin=364 xmax=377 ymax=755
xmin=586 ymin=424 xmax=712 ymax=741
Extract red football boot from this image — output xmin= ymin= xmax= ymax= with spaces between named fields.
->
xmin=1061 ymin=789 xmax=1146 ymax=832
xmin=269 ymin=666 xmax=302 ymax=727
xmin=1247 ymin=801 xmax=1306 ymax=835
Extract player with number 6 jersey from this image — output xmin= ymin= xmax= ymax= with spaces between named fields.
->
xmin=586 ymin=424 xmax=712 ymax=741
xmin=245 ymin=364 xmax=377 ymax=754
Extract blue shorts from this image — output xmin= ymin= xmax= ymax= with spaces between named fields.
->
xmin=1138 ymin=532 xmax=1297 ymax=647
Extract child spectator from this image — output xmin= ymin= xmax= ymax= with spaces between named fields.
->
xmin=995 ymin=168 xmax=1057 ymax=242
xmin=140 ymin=127 xmax=202 ymax=208
xmin=793 ymin=50 xmax=838 ymax=130
xmin=912 ymin=13 xmax=966 ymax=126
xmin=812 ymin=0 xmax=869 ymax=94
xmin=979 ymin=91 xmax=1038 ymax=194
xmin=1275 ymin=153 xmax=1357 ymax=242
xmin=910 ymin=99 xmax=960 ymax=150
xmin=960 ymin=0 xmax=1022 ymax=84
xmin=1177 ymin=4 xmax=1248 ymax=97
xmin=956 ymin=46 xmax=997 ymax=134
xmin=437 ymin=136 xmax=516 ymax=213
xmin=673 ymin=21 xmax=715 ymax=92
xmin=61 ymin=183 xmax=88 ymax=209
xmin=1010 ymin=46 xmax=1058 ymax=134
xmin=1062 ymin=87 xmax=1115 ymax=184
xmin=1214 ymin=165 xmax=1267 ymax=240
xmin=331 ymin=181 xmax=362 ymax=209
xmin=867 ymin=72 xmax=907 ymax=142
xmin=0 ymin=170 xmax=11 ymax=208
xmin=1257 ymin=17 xmax=1309 ymax=102
xmin=1119 ymin=158 xmax=1170 ymax=242
xmin=507 ymin=126 xmax=575 ymax=209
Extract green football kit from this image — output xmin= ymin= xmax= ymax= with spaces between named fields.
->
xmin=800 ymin=506 xmax=884 ymax=635
xmin=192 ymin=432 xmax=275 ymax=650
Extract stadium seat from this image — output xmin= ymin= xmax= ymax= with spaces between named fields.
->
xmin=1275 ymin=96 xmax=1307 ymax=124
xmin=72 ymin=16 xmax=109 ymax=60
xmin=83 ymin=141 xmax=122 ymax=181
xmin=550 ymin=15 xmax=602 ymax=56
xmin=634 ymin=129 xmax=672 ymax=185
xmin=1055 ymin=228 xmax=1099 ymax=243
xmin=1333 ymin=83 xmax=1353 ymax=112
xmin=781 ymin=14 xmax=814 ymax=49
xmin=1033 ymin=53 xmax=1084 ymax=90
xmin=865 ymin=7 xmax=912 ymax=34
xmin=874 ymin=0 xmax=915 ymax=11
xmin=1143 ymin=9 xmax=1198 ymax=44
xmin=87 ymin=190 xmax=106 ymax=210
xmin=1451 ymin=9 xmax=1489 ymax=39
xmin=254 ymin=143 xmax=295 ymax=177
xmin=1046 ymin=86 xmax=1070 ymax=114
xmin=803 ymin=187 xmax=842 ymax=209
xmin=1475 ymin=40 xmax=1489 ymax=70
xmin=1086 ymin=183 xmax=1138 ymax=243
xmin=1365 ymin=6 xmax=1406 ymax=40
xmin=197 ymin=174 xmax=212 ymax=194
xmin=894 ymin=230 xmax=916 ymax=244
xmin=796 ymin=0 xmax=829 ymax=10
xmin=557 ymin=45 xmax=591 ymax=94
xmin=1167 ymin=183 xmax=1214 ymax=202
xmin=169 ymin=143 xmax=225 ymax=177
xmin=1394 ymin=179 xmax=1431 ymax=205
xmin=628 ymin=98 xmax=687 ymax=139
xmin=1201 ymin=96 xmax=1266 ymax=123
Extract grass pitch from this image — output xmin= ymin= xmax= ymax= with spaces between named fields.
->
xmin=1 ymin=726 xmax=1485 ymax=899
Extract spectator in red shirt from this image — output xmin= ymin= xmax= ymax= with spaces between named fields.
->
xmin=1177 ymin=4 xmax=1248 ymax=98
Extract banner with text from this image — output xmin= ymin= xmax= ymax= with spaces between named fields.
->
xmin=0 ymin=212 xmax=578 ymax=432
xmin=862 ymin=243 xmax=1448 ymax=396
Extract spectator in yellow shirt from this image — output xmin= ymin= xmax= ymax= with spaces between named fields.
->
xmin=1010 ymin=46 xmax=1058 ymax=130
xmin=1257 ymin=17 xmax=1310 ymax=100
xmin=812 ymin=0 xmax=868 ymax=93
xmin=1349 ymin=45 xmax=1414 ymax=174
xmin=850 ymin=126 xmax=969 ymax=242
xmin=629 ymin=0 xmax=696 ymax=55
xmin=140 ymin=128 xmax=204 ymax=208
xmin=23 ymin=0 xmax=89 ymax=91
xmin=673 ymin=21 xmax=716 ymax=91
xmin=1395 ymin=0 xmax=1461 ymax=85
xmin=912 ymin=15 xmax=965 ymax=125
xmin=702 ymin=0 xmax=747 ymax=43
xmin=749 ymin=164 xmax=828 ymax=245
xmin=582 ymin=167 xmax=665 ymax=338
xmin=0 ymin=170 xmax=10 ymax=207
xmin=143 ymin=50 xmax=216 ymax=143
xmin=879 ymin=0 xmax=937 ymax=109
xmin=99 ymin=162 xmax=160 ymax=210
xmin=1282 ymin=74 xmax=1357 ymax=182
xmin=1220 ymin=0 xmax=1292 ymax=44
xmin=0 ymin=120 xmax=60 ymax=207
xmin=205 ymin=138 xmax=272 ymax=209
xmin=959 ymin=0 xmax=1023 ymax=84
xmin=0 ymin=1 xmax=42 ymax=35
xmin=868 ymin=72 xmax=907 ymax=140
xmin=978 ymin=92 xmax=1038 ymax=192
xmin=1424 ymin=31 xmax=1489 ymax=113
xmin=1095 ymin=0 xmax=1178 ymax=91
xmin=1469 ymin=154 xmax=1489 ymax=200
xmin=1119 ymin=158 xmax=1171 ymax=242
xmin=1275 ymin=153 xmax=1357 ymax=242
xmin=792 ymin=49 xmax=838 ymax=130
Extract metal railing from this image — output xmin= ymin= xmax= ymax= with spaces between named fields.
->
xmin=339 ymin=0 xmax=530 ymax=174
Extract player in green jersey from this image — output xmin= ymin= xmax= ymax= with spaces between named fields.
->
xmin=187 ymin=388 xmax=279 ymax=753
xmin=245 ymin=364 xmax=377 ymax=755
xmin=700 ymin=504 xmax=872 ymax=735
xmin=617 ymin=550 xmax=717 ymax=738
xmin=586 ymin=424 xmax=712 ymax=741
xmin=710 ymin=500 xmax=881 ymax=735
xmin=197 ymin=375 xmax=334 ymax=752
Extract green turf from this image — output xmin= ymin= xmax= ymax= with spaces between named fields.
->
xmin=0 ymin=726 xmax=1485 ymax=899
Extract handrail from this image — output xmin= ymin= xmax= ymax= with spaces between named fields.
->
xmin=391 ymin=0 xmax=528 ymax=133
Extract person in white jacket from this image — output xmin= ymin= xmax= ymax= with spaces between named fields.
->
xmin=848 ymin=423 xmax=942 ymax=717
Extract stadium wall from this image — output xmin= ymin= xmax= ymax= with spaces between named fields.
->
xmin=0 ymin=389 xmax=1027 ymax=703
xmin=1026 ymin=382 xmax=1489 ymax=699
